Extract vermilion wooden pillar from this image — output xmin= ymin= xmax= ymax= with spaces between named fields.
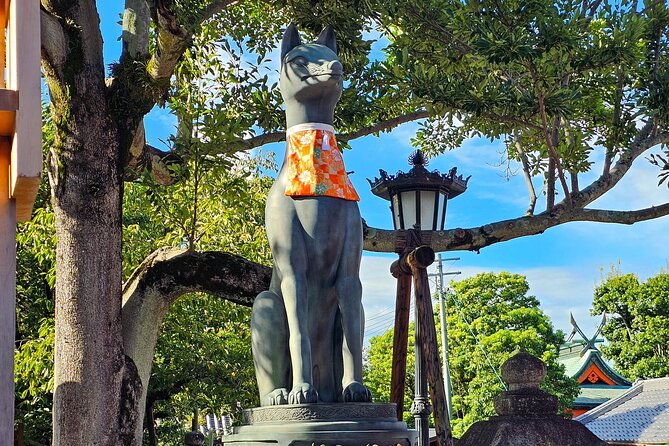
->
xmin=0 ymin=139 xmax=16 ymax=444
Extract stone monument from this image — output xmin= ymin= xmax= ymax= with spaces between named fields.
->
xmin=458 ymin=349 xmax=608 ymax=446
xmin=223 ymin=24 xmax=416 ymax=446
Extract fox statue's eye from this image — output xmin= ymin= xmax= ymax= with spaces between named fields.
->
xmin=290 ymin=57 xmax=309 ymax=66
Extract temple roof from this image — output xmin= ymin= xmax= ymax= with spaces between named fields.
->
xmin=576 ymin=378 xmax=669 ymax=445
xmin=558 ymin=343 xmax=632 ymax=387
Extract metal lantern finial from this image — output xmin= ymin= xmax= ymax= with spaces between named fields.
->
xmin=409 ymin=150 xmax=428 ymax=168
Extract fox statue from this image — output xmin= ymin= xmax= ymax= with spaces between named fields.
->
xmin=251 ymin=24 xmax=372 ymax=406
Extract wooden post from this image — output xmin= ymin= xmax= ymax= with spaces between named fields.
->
xmin=0 ymin=139 xmax=16 ymax=445
xmin=408 ymin=247 xmax=453 ymax=446
xmin=389 ymin=268 xmax=412 ymax=421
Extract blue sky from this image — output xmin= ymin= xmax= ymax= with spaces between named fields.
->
xmin=96 ymin=3 xmax=669 ymax=341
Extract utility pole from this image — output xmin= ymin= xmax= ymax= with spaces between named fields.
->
xmin=429 ymin=255 xmax=460 ymax=421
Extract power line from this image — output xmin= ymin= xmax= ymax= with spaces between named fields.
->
xmin=447 ymin=290 xmax=506 ymax=389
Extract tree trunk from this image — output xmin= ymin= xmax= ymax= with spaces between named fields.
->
xmin=51 ymin=114 xmax=133 ymax=445
xmin=49 ymin=65 xmax=140 ymax=446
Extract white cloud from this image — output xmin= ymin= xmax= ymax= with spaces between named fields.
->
xmin=446 ymin=138 xmax=509 ymax=172
xmin=592 ymin=151 xmax=669 ymax=210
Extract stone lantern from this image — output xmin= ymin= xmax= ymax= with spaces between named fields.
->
xmin=458 ymin=350 xmax=608 ymax=446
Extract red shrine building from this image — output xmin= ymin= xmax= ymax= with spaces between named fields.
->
xmin=557 ymin=314 xmax=632 ymax=417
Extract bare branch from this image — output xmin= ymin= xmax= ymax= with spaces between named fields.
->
xmin=122 ymin=247 xmax=270 ymax=308
xmin=575 ymin=204 xmax=669 ymax=223
xmin=338 ymin=110 xmax=429 ymax=143
xmin=363 ymin=202 xmax=669 ymax=253
xmin=570 ymin=171 xmax=579 ymax=194
xmin=515 ymin=141 xmax=537 ymax=215
xmin=229 ymin=110 xmax=431 ymax=152
xmin=547 ymin=156 xmax=556 ymax=210
xmin=234 ymin=131 xmax=285 ymax=151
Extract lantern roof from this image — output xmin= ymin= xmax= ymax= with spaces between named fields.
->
xmin=367 ymin=150 xmax=470 ymax=201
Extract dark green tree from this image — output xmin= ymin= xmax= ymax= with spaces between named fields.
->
xmin=592 ymin=269 xmax=669 ymax=380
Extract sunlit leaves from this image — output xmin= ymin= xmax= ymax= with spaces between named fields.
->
xmin=373 ymin=0 xmax=669 ymax=188
xmin=592 ymin=269 xmax=669 ymax=380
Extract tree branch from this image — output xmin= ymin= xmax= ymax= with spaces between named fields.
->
xmin=122 ymin=0 xmax=151 ymax=59
xmin=193 ymin=0 xmax=239 ymax=30
xmin=363 ymin=202 xmax=669 ymax=253
xmin=229 ymin=110 xmax=430 ymax=152
xmin=529 ymin=63 xmax=571 ymax=205
xmin=547 ymin=156 xmax=556 ymax=210
xmin=515 ymin=140 xmax=537 ymax=215
xmin=121 ymin=247 xmax=271 ymax=444
xmin=481 ymin=111 xmax=543 ymax=132
xmin=128 ymin=109 xmax=431 ymax=183
xmin=109 ymin=0 xmax=239 ymax=170
xmin=338 ymin=110 xmax=429 ymax=142
xmin=573 ymin=123 xmax=669 ymax=207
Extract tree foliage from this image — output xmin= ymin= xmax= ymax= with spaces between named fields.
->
xmin=365 ymin=272 xmax=578 ymax=437
xmin=592 ymin=269 xmax=669 ymax=380
xmin=376 ymin=0 xmax=669 ymax=197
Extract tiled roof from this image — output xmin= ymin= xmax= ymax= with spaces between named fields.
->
xmin=574 ymin=385 xmax=630 ymax=409
xmin=576 ymin=377 xmax=669 ymax=445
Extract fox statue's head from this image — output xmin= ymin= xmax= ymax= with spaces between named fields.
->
xmin=280 ymin=24 xmax=343 ymax=128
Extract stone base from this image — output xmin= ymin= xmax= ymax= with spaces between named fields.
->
xmin=458 ymin=415 xmax=608 ymax=446
xmin=222 ymin=403 xmax=417 ymax=446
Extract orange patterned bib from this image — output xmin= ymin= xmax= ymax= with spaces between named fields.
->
xmin=284 ymin=123 xmax=360 ymax=201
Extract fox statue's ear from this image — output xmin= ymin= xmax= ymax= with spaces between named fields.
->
xmin=281 ymin=24 xmax=302 ymax=63
xmin=316 ymin=26 xmax=337 ymax=54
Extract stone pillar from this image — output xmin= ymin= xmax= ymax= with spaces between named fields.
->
xmin=458 ymin=349 xmax=608 ymax=446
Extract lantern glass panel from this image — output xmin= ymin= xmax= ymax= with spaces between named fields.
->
xmin=419 ymin=190 xmax=437 ymax=231
xmin=400 ymin=190 xmax=416 ymax=229
xmin=392 ymin=194 xmax=401 ymax=229
xmin=437 ymin=192 xmax=448 ymax=230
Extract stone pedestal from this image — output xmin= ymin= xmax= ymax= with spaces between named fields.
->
xmin=222 ymin=403 xmax=417 ymax=446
